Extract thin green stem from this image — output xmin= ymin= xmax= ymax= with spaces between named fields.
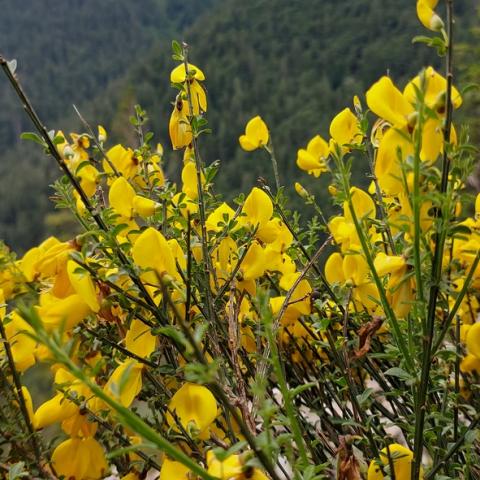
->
xmin=264 ymin=141 xmax=281 ymax=191
xmin=265 ymin=310 xmax=309 ymax=469
xmin=338 ymin=159 xmax=414 ymax=371
xmin=412 ymin=1 xmax=455 ymax=477
xmin=181 ymin=44 xmax=219 ymax=344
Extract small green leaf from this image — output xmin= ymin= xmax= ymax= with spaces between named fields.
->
xmin=289 ymin=382 xmax=316 ymax=398
xmin=356 ymin=387 xmax=374 ymax=406
xmin=384 ymin=367 xmax=413 ymax=382
xmin=75 ymin=160 xmax=92 ymax=174
xmin=20 ymin=132 xmax=45 ymax=146
xmin=157 ymin=326 xmax=188 ymax=349
xmin=53 ymin=133 xmax=65 ymax=145
xmin=172 ymin=40 xmax=182 ymax=56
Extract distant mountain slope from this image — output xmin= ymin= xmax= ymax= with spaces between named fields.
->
xmin=0 ymin=0 xmax=218 ymax=249
xmin=0 ymin=0 xmax=216 ymax=147
xmin=0 ymin=0 xmax=477 ymax=250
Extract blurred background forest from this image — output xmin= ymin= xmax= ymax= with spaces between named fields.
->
xmin=1 ymin=0 xmax=479 ymax=252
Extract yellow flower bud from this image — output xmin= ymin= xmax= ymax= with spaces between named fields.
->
xmin=328 ymin=184 xmax=338 ymax=196
xmin=294 ymin=182 xmax=309 ymax=199
xmin=98 ymin=125 xmax=107 ymax=142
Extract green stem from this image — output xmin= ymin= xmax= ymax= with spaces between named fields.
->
xmin=181 ymin=44 xmax=219 ymax=342
xmin=265 ymin=309 xmax=309 ymax=469
xmin=339 ymin=159 xmax=414 ymax=372
xmin=367 ymin=146 xmax=397 ymax=255
xmin=264 ymin=141 xmax=281 ymax=191
xmin=412 ymin=2 xmax=455 ymax=477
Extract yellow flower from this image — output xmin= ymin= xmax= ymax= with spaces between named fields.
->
xmin=368 ymin=443 xmax=421 ymax=480
xmin=374 ymin=253 xmax=413 ymax=318
xmin=109 ymin=176 xmax=159 ymax=220
xmin=239 ymin=116 xmax=269 ymax=151
xmin=160 ymin=458 xmax=191 ymax=480
xmin=403 ymin=66 xmax=462 ymax=111
xmin=240 ymin=187 xmax=273 ymax=230
xmin=240 ymin=241 xmax=267 ymax=282
xmin=466 ymin=322 xmax=480 ymax=358
xmin=169 ymin=94 xmax=192 ymax=150
xmin=0 ymin=288 xmax=6 ymax=320
xmin=207 ymin=450 xmax=243 ymax=478
xmin=77 ymin=163 xmax=99 ymax=198
xmin=125 ymin=319 xmax=156 ymax=359
xmin=69 ymin=133 xmax=90 ymax=162
xmin=67 ymin=260 xmax=100 ymax=312
xmin=257 ymin=217 xmax=293 ymax=252
xmin=109 ymin=176 xmax=136 ymax=219
xmin=2 ymin=311 xmax=36 ymax=372
xmin=206 ymin=451 xmax=269 ymax=480
xmin=366 ymin=76 xmax=413 ymax=128
xmin=375 ymin=127 xmax=413 ymax=196
xmin=328 ymin=216 xmax=358 ymax=252
xmin=171 ymin=63 xmax=206 ymax=83
xmin=374 ymin=252 xmax=406 ymax=278
xmin=133 ymin=195 xmax=158 ymax=217
xmin=167 ymin=383 xmax=217 ymax=435
xmin=52 ymin=436 xmax=108 ymax=480
xmin=296 ymin=135 xmax=329 ymax=177
xmin=37 ymin=293 xmax=91 ymax=331
xmin=461 ymin=354 xmax=480 ymax=375
xmin=132 ymin=227 xmax=179 ymax=284
xmin=34 ymin=368 xmax=91 ymax=430
xmin=206 ymin=202 xmax=237 ymax=232
xmin=181 ymin=160 xmax=205 ymax=200
xmin=171 ymin=63 xmax=207 ymax=115
xmin=329 ymin=107 xmax=362 ymax=149
xmin=475 ymin=193 xmax=480 ymax=218
xmin=34 ymin=393 xmax=77 ymax=430
xmin=121 ymin=473 xmax=140 ymax=480
xmin=279 ymin=272 xmax=312 ymax=315
xmin=325 ymin=252 xmax=380 ymax=314
xmin=16 ymin=386 xmax=35 ymax=425
xmin=171 ymin=192 xmax=199 ymax=220
xmin=416 ymin=0 xmax=443 ymax=31
xmin=344 ymin=187 xmax=376 ymax=223
xmin=104 ymin=144 xmax=137 ymax=179
xmin=104 ymin=359 xmax=143 ymax=408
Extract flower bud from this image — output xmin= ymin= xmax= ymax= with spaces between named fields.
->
xmin=294 ymin=182 xmax=309 ymax=199
xmin=328 ymin=184 xmax=338 ymax=196
xmin=98 ymin=125 xmax=107 ymax=143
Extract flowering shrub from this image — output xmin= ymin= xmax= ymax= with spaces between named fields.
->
xmin=1 ymin=2 xmax=479 ymax=479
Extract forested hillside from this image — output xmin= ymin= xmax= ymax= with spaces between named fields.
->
xmin=0 ymin=0 xmax=477 ymax=250
xmin=0 ymin=0 xmax=217 ymax=249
